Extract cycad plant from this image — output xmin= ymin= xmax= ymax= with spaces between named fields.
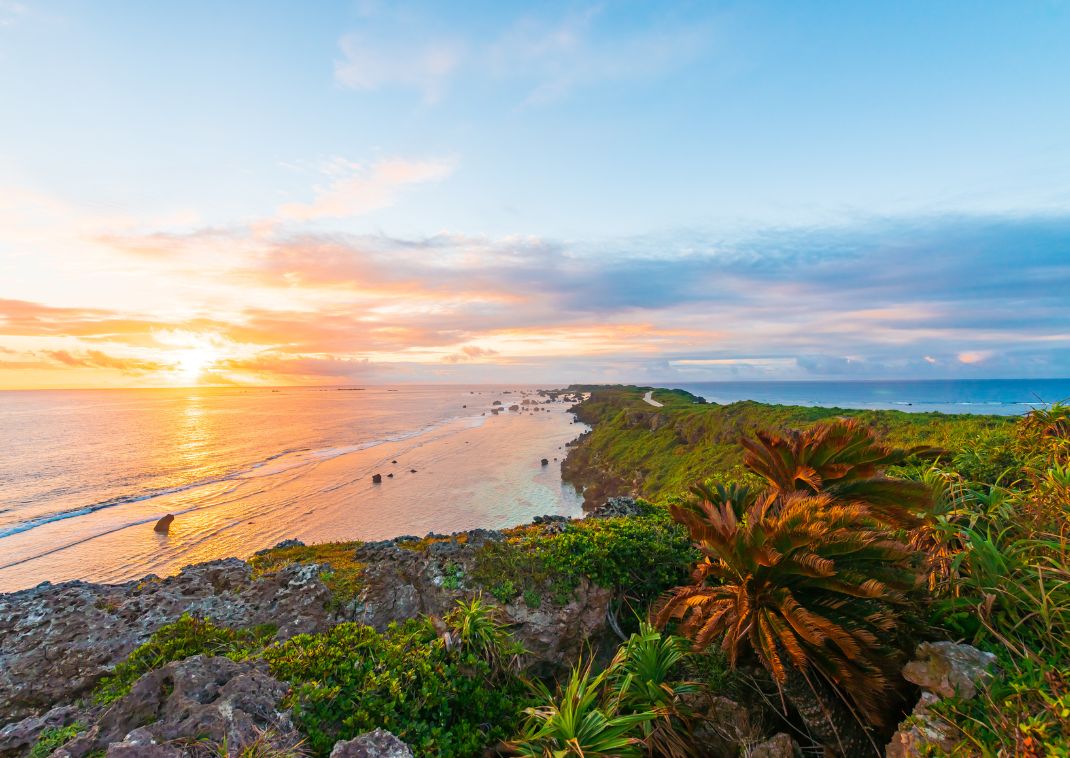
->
xmin=657 ymin=420 xmax=931 ymax=754
xmin=741 ymin=419 xmax=940 ymax=528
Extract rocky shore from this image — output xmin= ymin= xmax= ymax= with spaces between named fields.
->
xmin=0 ymin=498 xmax=643 ymax=757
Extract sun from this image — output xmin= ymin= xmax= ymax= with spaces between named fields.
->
xmin=171 ymin=345 xmax=220 ymax=384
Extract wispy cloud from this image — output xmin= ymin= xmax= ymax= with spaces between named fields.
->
xmin=334 ymin=33 xmax=464 ymax=103
xmin=277 ymin=157 xmax=456 ymax=221
xmin=332 ymin=4 xmax=715 ymax=107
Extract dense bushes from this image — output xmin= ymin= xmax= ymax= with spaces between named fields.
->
xmin=264 ymin=603 xmax=532 ymax=757
xmin=472 ymin=501 xmax=695 ymax=610
xmin=93 ymin=614 xmax=276 ymax=704
xmin=917 ymin=404 xmax=1070 ymax=754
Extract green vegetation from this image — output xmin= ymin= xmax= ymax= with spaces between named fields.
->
xmin=510 ymin=624 xmax=695 ymax=757
xmin=471 ymin=501 xmax=695 ymax=610
xmin=83 ymin=387 xmax=1070 ymax=756
xmin=93 ymin=614 xmax=277 ymax=704
xmin=564 ymin=385 xmax=1015 ymax=503
xmin=656 ymin=419 xmax=931 ymax=753
xmin=30 ymin=724 xmax=83 ymax=758
xmin=249 ymin=540 xmax=366 ymax=607
xmin=915 ymin=403 xmax=1070 ymax=755
xmin=263 ymin=601 xmax=531 ymax=757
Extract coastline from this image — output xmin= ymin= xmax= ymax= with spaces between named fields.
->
xmin=0 ymin=398 xmax=587 ymax=593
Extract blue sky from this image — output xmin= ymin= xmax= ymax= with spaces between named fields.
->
xmin=0 ymin=1 xmax=1068 ymax=386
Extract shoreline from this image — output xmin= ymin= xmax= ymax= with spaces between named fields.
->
xmin=0 ymin=397 xmax=588 ymax=594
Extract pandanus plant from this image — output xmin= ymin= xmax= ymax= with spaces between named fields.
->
xmin=656 ymin=420 xmax=934 ymax=755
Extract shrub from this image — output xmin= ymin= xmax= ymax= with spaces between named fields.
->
xmin=30 ymin=724 xmax=83 ymax=758
xmin=94 ymin=614 xmax=276 ymax=704
xmin=471 ymin=502 xmax=695 ymax=612
xmin=264 ymin=619 xmax=531 ymax=757
xmin=510 ymin=625 xmax=695 ymax=757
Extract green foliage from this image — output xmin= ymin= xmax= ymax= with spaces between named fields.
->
xmin=264 ymin=618 xmax=531 ymax=757
xmin=471 ymin=503 xmax=695 ymax=610
xmin=249 ymin=541 xmax=366 ymax=608
xmin=510 ymin=625 xmax=694 ymax=757
xmin=441 ymin=561 xmax=463 ymax=590
xmin=446 ymin=596 xmax=526 ymax=674
xmin=917 ymin=405 xmax=1070 ymax=754
xmin=522 ymin=588 xmax=542 ymax=609
xmin=566 ymin=386 xmax=1014 ymax=505
xmin=30 ymin=724 xmax=83 ymax=758
xmin=94 ymin=614 xmax=276 ymax=704
xmin=933 ymin=653 xmax=1070 ymax=756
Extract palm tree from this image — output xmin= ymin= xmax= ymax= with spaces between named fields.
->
xmin=657 ymin=420 xmax=931 ymax=754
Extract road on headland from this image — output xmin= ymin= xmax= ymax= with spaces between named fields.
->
xmin=642 ymin=391 xmax=663 ymax=407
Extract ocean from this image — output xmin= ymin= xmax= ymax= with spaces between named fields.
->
xmin=666 ymin=378 xmax=1070 ymax=415
xmin=0 ymin=386 xmax=584 ymax=592
xmin=3 ymin=378 xmax=1066 ymax=593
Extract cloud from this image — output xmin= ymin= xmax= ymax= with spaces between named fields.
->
xmin=442 ymin=345 xmax=499 ymax=363
xmin=7 ymin=210 xmax=1070 ymax=386
xmin=334 ymin=33 xmax=463 ymax=102
xmin=277 ymin=157 xmax=456 ymax=221
xmin=488 ymin=6 xmax=713 ymax=105
xmin=43 ymin=349 xmax=166 ymax=373
xmin=332 ymin=5 xmax=715 ymax=107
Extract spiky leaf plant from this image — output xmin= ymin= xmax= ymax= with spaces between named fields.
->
xmin=741 ymin=418 xmax=941 ymax=528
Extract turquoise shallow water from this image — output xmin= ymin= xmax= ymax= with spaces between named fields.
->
xmin=664 ymin=379 xmax=1070 ymax=415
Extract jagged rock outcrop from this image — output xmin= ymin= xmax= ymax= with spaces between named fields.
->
xmin=0 ymin=705 xmax=80 ymax=756
xmin=351 ymin=530 xmax=612 ymax=668
xmin=0 ymin=559 xmax=336 ymax=724
xmin=886 ymin=642 xmax=998 ymax=757
xmin=51 ymin=656 xmax=301 ymax=758
xmin=330 ymin=729 xmax=414 ymax=757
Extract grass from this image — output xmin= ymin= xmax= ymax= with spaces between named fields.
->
xmin=30 ymin=724 xmax=83 ymax=758
xmin=249 ymin=541 xmax=366 ymax=607
xmin=564 ymin=385 xmax=1016 ymax=503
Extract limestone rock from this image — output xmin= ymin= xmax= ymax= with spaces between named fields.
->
xmin=330 ymin=729 xmax=414 ymax=757
xmin=886 ymin=642 xmax=997 ymax=757
xmin=0 ymin=559 xmax=336 ymax=723
xmin=0 ymin=704 xmax=81 ymax=756
xmin=902 ymin=641 xmax=997 ymax=699
xmin=748 ymin=733 xmax=799 ymax=758
xmin=885 ymin=692 xmax=955 ymax=758
xmin=64 ymin=655 xmax=300 ymax=757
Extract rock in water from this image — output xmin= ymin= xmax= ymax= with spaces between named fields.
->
xmin=372 ymin=474 xmax=382 ymax=484
xmin=541 ymin=458 xmax=549 ymax=466
xmin=153 ymin=514 xmax=174 ymax=533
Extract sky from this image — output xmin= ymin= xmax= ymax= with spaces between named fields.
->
xmin=1 ymin=0 xmax=1069 ymax=388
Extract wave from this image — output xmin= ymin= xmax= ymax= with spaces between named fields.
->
xmin=0 ymin=414 xmax=486 ymax=542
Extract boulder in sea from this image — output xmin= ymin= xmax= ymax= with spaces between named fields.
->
xmin=387 ymin=473 xmax=394 ymax=478
xmin=153 ymin=514 xmax=174 ymax=533
xmin=391 ymin=460 xmax=397 ymax=464
xmin=541 ymin=458 xmax=549 ymax=466
xmin=410 ymin=469 xmax=417 ymax=473
xmin=372 ymin=474 xmax=383 ymax=484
